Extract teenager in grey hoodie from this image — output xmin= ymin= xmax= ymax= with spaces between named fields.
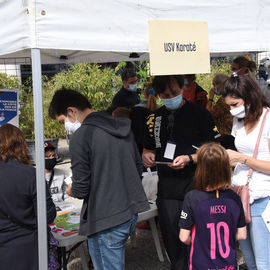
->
xmin=49 ymin=88 xmax=149 ymax=270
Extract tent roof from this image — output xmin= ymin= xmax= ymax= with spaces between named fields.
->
xmin=0 ymin=0 xmax=269 ymax=63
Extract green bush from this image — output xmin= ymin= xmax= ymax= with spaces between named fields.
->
xmin=19 ymin=76 xmax=66 ymax=139
xmin=47 ymin=63 xmax=122 ymax=110
xmin=196 ymin=60 xmax=231 ymax=102
xmin=20 ymin=63 xmax=123 ymax=139
xmin=0 ymin=73 xmax=20 ymax=88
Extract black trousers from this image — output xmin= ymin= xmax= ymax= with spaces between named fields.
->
xmin=156 ymin=197 xmax=189 ymax=270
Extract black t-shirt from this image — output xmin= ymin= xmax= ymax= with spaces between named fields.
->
xmin=144 ymin=101 xmax=215 ymax=199
xmin=179 ymin=189 xmax=246 ymax=270
xmin=112 ymin=87 xmax=140 ymax=108
xmin=130 ymin=105 xmax=152 ymax=155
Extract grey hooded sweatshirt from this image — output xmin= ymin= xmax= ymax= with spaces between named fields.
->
xmin=70 ymin=111 xmax=150 ymax=236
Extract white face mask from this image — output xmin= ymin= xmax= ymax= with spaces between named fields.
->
xmin=230 ymin=104 xmax=246 ymax=118
xmin=65 ymin=113 xmax=81 ymax=133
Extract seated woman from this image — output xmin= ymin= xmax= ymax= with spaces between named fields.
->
xmin=0 ymin=124 xmax=56 ymax=270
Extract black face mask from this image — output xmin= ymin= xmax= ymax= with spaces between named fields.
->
xmin=45 ymin=158 xmax=57 ymax=171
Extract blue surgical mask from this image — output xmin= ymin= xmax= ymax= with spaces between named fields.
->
xmin=161 ymin=94 xmax=183 ymax=110
xmin=128 ymin=83 xmax=137 ymax=92
xmin=184 ymin=79 xmax=189 ymax=86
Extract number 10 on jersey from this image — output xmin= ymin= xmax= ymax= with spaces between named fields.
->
xmin=207 ymin=222 xmax=230 ymax=260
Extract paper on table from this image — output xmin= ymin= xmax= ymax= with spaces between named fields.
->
xmin=261 ymin=200 xmax=270 ymax=233
xmin=57 ymin=203 xmax=75 ymax=212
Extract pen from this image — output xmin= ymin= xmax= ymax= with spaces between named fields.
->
xmin=192 ymin=145 xmax=199 ymax=150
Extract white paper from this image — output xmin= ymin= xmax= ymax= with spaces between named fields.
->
xmin=261 ymin=200 xmax=270 ymax=233
xmin=164 ymin=142 xmax=176 ymax=160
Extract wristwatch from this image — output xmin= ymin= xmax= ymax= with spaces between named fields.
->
xmin=188 ymin=154 xmax=194 ymax=165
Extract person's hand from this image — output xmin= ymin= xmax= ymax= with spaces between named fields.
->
xmin=169 ymin=155 xmax=189 ymax=170
xmin=226 ymin=149 xmax=245 ymax=167
xmin=66 ymin=183 xmax=74 ymax=197
xmin=142 ymin=150 xmax=156 ymax=168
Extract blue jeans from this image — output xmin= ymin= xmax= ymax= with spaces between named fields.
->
xmin=87 ymin=215 xmax=138 ymax=270
xmin=239 ymin=197 xmax=270 ymax=270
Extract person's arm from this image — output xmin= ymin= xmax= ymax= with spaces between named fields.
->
xmin=142 ymin=148 xmax=156 ymax=168
xmin=227 ymin=144 xmax=270 ymax=174
xmin=236 ymin=226 xmax=247 ymax=240
xmin=69 ymin=131 xmax=91 ymax=199
xmin=179 ymin=229 xmax=191 ymax=245
xmin=169 ymin=154 xmax=197 ymax=170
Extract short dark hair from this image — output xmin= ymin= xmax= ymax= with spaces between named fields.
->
xmin=49 ymin=88 xmax=92 ymax=119
xmin=194 ymin=143 xmax=231 ymax=191
xmin=221 ymin=75 xmax=269 ymax=126
xmin=121 ymin=68 xmax=137 ymax=82
xmin=152 ymin=75 xmax=184 ymax=94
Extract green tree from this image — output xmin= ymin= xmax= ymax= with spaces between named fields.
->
xmin=0 ymin=73 xmax=20 ymax=88
xmin=19 ymin=76 xmax=66 ymax=139
xmin=196 ymin=59 xmax=231 ymax=102
xmin=47 ymin=63 xmax=122 ymax=110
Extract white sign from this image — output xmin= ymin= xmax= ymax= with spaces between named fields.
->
xmin=148 ymin=20 xmax=210 ymax=75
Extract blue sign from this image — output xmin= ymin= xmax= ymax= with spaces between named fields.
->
xmin=0 ymin=91 xmax=18 ymax=126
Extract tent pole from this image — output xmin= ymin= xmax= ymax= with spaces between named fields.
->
xmin=31 ymin=48 xmax=48 ymax=270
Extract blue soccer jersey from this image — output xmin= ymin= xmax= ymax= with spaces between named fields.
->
xmin=179 ymin=189 xmax=246 ymax=270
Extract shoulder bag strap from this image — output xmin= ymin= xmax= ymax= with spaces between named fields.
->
xmin=247 ymin=109 xmax=270 ymax=181
xmin=0 ymin=206 xmax=35 ymax=231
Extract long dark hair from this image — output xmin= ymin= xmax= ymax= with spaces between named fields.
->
xmin=221 ymin=75 xmax=269 ymax=126
xmin=0 ymin=124 xmax=31 ymax=165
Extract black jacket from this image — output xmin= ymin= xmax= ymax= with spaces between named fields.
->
xmin=70 ymin=111 xmax=149 ymax=236
xmin=0 ymin=160 xmax=56 ymax=270
xmin=112 ymin=87 xmax=140 ymax=108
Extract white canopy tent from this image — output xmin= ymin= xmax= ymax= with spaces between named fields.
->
xmin=1 ymin=0 xmax=270 ymax=269
xmin=1 ymin=0 xmax=270 ymax=63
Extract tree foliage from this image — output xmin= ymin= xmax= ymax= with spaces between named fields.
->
xmin=47 ymin=63 xmax=122 ymax=110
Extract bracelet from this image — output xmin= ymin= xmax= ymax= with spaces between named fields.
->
xmin=208 ymin=99 xmax=214 ymax=102
xmin=188 ymin=154 xmax=194 ymax=165
xmin=243 ymin=156 xmax=248 ymax=165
